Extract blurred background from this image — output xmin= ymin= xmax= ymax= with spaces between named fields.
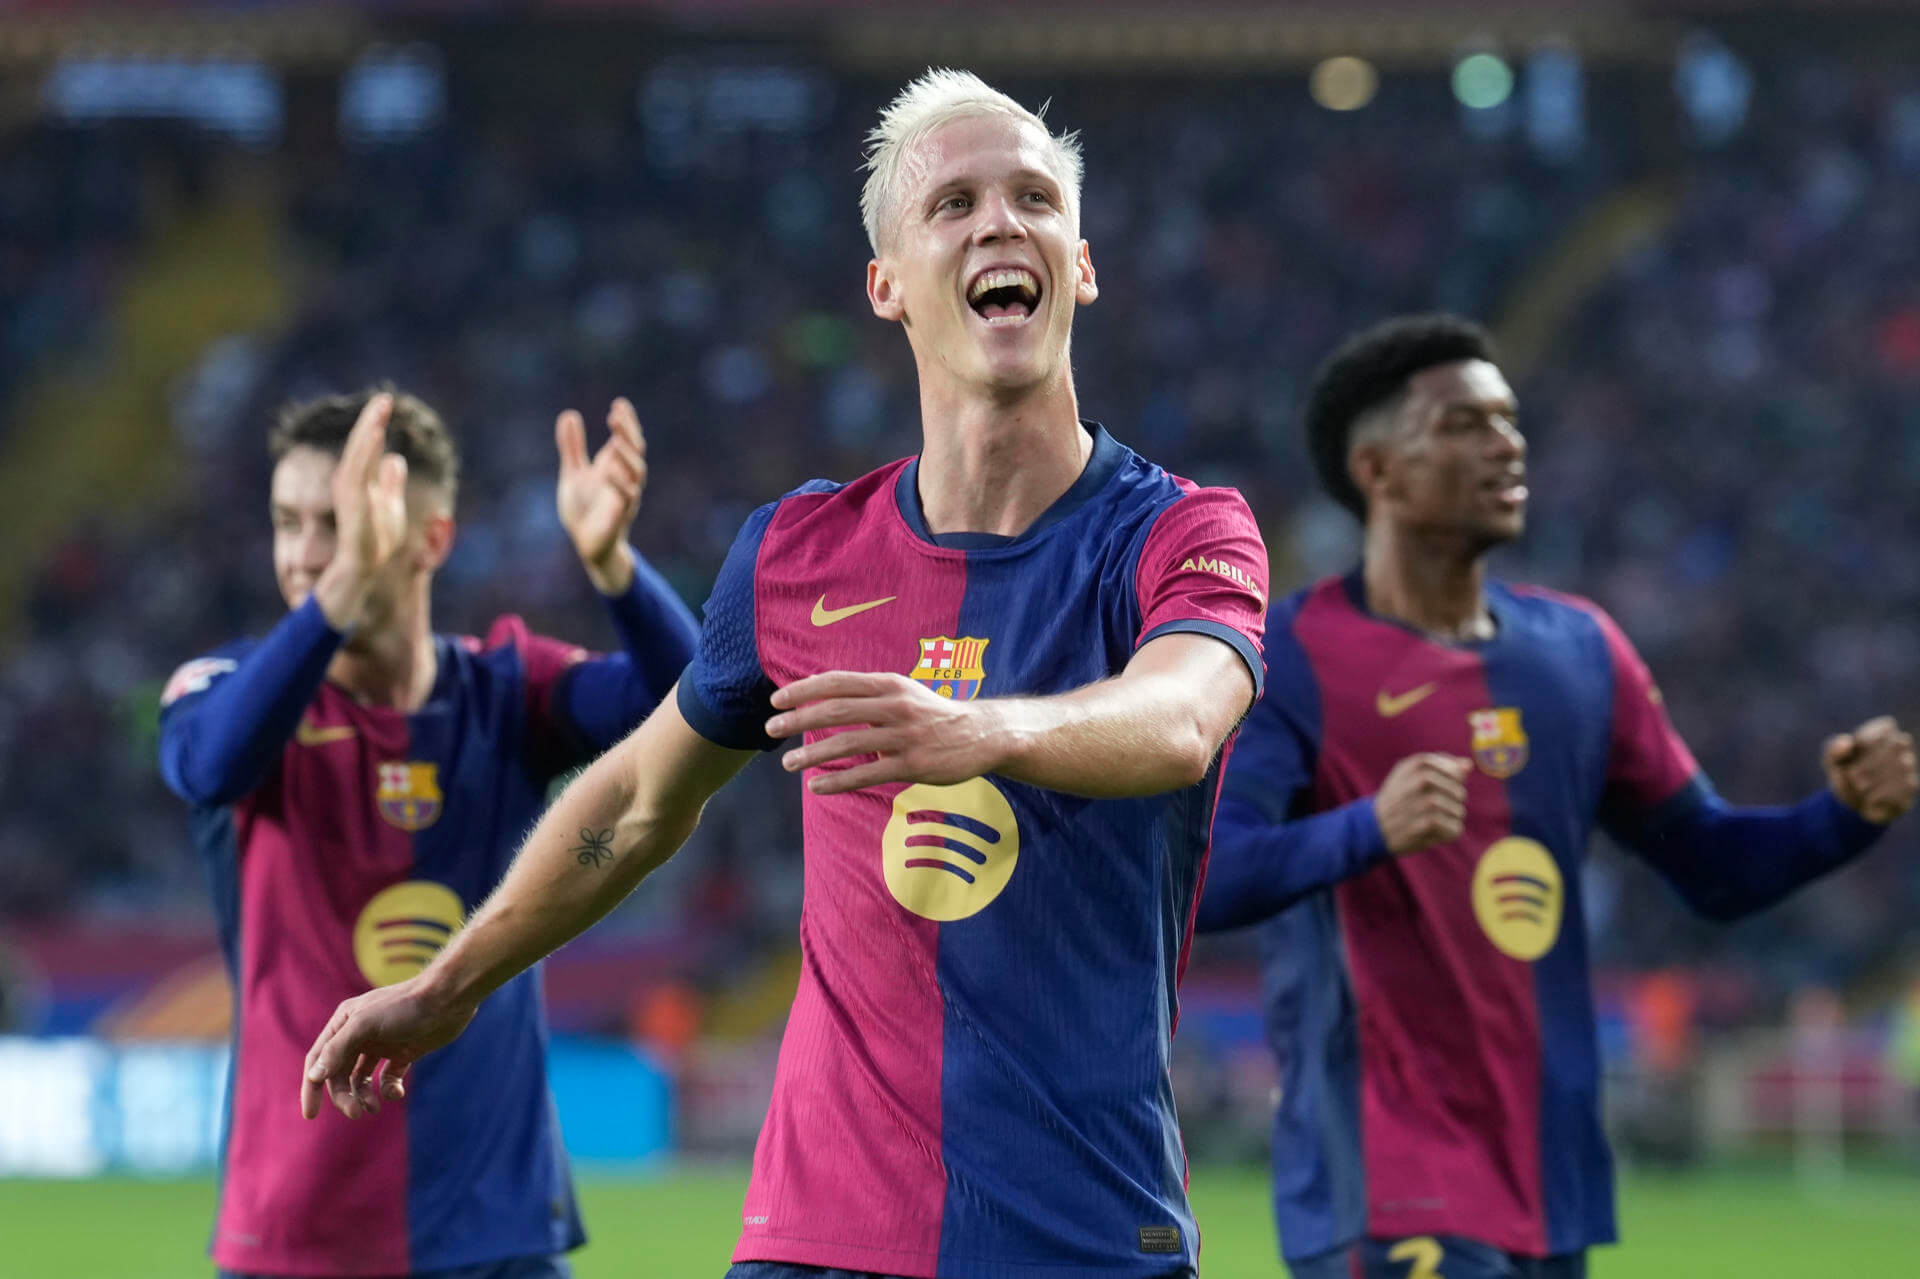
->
xmin=1 ymin=0 xmax=1917 ymax=1274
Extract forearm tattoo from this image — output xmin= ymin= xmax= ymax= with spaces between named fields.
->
xmin=569 ymin=827 xmax=616 ymax=868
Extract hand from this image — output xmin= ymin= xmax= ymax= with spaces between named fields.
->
xmin=1823 ymin=716 xmax=1918 ymax=825
xmin=1373 ymin=753 xmax=1473 ymax=854
xmin=300 ymin=975 xmax=477 ymax=1121
xmin=556 ymin=397 xmax=648 ymax=594
xmin=312 ymin=393 xmax=409 ymax=628
xmin=767 ymin=672 xmax=1007 ymax=795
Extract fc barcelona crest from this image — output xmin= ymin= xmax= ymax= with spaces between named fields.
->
xmin=911 ymin=636 xmax=990 ymax=701
xmin=377 ymin=761 xmax=444 ymax=831
xmin=1469 ymin=708 xmax=1529 ymax=779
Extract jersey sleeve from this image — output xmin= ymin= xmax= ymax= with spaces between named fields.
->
xmin=674 ymin=497 xmax=785 ymax=751
xmin=1194 ymin=604 xmax=1391 ymax=931
xmin=157 ymin=599 xmax=344 ymax=807
xmin=1592 ymin=605 xmax=1701 ymax=822
xmin=1131 ymin=486 xmax=1270 ymax=695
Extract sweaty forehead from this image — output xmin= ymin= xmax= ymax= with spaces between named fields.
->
xmin=901 ymin=112 xmax=1066 ymax=199
xmin=1405 ymin=359 xmax=1515 ymax=413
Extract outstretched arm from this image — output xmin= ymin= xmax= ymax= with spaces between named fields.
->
xmin=768 ymin=631 xmax=1255 ymax=799
xmin=301 ymin=690 xmax=752 ymax=1119
xmin=1616 ymin=717 xmax=1916 ymax=922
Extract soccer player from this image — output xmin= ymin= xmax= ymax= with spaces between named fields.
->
xmin=301 ymin=71 xmax=1268 ymax=1279
xmin=1195 ymin=314 xmax=1919 ymax=1279
xmin=159 ymin=389 xmax=700 ymax=1279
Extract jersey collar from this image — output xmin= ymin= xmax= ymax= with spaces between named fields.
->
xmin=895 ymin=421 xmax=1126 ymax=549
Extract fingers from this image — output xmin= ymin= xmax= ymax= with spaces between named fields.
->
xmin=771 ymin=671 xmax=902 ymax=711
xmin=766 ymin=695 xmax=897 ymax=740
xmin=781 ymin=728 xmax=892 ymax=773
xmin=1853 ymin=715 xmax=1898 ymax=746
xmin=1824 ymin=734 xmax=1858 ymax=769
xmin=380 ymin=1055 xmax=414 ymax=1102
xmin=555 ymin=409 xmax=589 ymax=473
xmin=607 ymin=397 xmax=647 ymax=456
xmin=375 ymin=451 xmax=409 ymax=501
xmin=340 ymin=393 xmax=395 ymax=486
xmin=806 ymin=757 xmax=911 ymax=795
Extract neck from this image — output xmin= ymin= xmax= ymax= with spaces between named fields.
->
xmin=1361 ymin=521 xmax=1494 ymax=642
xmin=326 ymin=582 xmax=438 ymax=710
xmin=913 ymin=370 xmax=1090 ymax=537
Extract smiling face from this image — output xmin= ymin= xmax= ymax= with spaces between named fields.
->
xmin=270 ymin=446 xmax=450 ymax=637
xmin=866 ymin=111 xmax=1098 ymax=399
xmin=1357 ymin=359 xmax=1528 ymax=549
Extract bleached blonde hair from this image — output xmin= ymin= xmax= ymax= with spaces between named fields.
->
xmin=859 ymin=68 xmax=1084 ymax=255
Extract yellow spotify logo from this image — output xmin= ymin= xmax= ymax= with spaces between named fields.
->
xmin=1470 ymin=838 xmax=1563 ymax=961
xmin=353 ymin=881 xmax=465 ymax=988
xmin=881 ymin=779 xmax=1020 ymax=921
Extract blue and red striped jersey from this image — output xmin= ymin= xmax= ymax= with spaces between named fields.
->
xmin=676 ymin=425 xmax=1268 ymax=1278
xmin=161 ymin=616 xmax=615 ymax=1275
xmin=1226 ymin=574 xmax=1698 ymax=1261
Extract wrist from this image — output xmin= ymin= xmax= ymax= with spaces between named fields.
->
xmin=310 ymin=558 xmax=375 ymax=630
xmin=582 ymin=542 xmax=635 ymax=595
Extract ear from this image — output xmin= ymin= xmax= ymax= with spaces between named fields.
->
xmin=868 ymin=259 xmax=905 ymax=323
xmin=1073 ymin=240 xmax=1098 ymax=306
xmin=1350 ymin=439 xmax=1393 ymax=513
xmin=419 ymin=511 xmax=457 ymax=573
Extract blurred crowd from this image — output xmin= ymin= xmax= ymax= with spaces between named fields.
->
xmin=2 ymin=53 xmax=1916 ymax=1020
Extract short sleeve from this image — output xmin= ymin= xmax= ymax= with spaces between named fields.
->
xmin=675 ymin=499 xmax=783 ymax=751
xmin=1132 ymin=486 xmax=1270 ymax=695
xmin=1593 ymin=605 xmax=1700 ymax=817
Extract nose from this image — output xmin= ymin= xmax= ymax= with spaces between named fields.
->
xmin=970 ymin=189 xmax=1026 ymax=245
xmin=1491 ymin=416 xmax=1526 ymax=462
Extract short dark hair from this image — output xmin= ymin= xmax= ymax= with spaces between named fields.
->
xmin=269 ymin=384 xmax=459 ymax=504
xmin=1304 ymin=313 xmax=1497 ymax=519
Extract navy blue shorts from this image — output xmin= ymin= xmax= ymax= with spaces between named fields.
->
xmin=1289 ymin=1236 xmax=1585 ymax=1279
xmin=220 ymin=1255 xmax=571 ymax=1279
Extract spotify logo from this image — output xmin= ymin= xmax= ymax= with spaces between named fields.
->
xmin=881 ymin=778 xmax=1020 ymax=922
xmin=353 ymin=881 xmax=465 ymax=987
xmin=1470 ymin=837 xmax=1563 ymax=961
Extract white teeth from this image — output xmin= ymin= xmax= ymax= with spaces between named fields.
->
xmin=968 ymin=268 xmax=1040 ymax=302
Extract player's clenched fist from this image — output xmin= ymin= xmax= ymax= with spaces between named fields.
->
xmin=1373 ymin=753 xmax=1473 ymax=854
xmin=1823 ymin=716 xmax=1919 ymax=825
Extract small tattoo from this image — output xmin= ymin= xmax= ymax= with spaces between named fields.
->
xmin=571 ymin=827 xmax=615 ymax=867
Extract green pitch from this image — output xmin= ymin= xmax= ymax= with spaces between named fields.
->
xmin=4 ymin=1164 xmax=1914 ymax=1277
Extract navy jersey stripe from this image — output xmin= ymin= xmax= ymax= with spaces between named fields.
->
xmin=1481 ymin=587 xmax=1619 ymax=1253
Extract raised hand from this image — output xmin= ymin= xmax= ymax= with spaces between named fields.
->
xmin=1824 ymin=716 xmax=1919 ymax=825
xmin=312 ymin=393 xmax=409 ymax=628
xmin=300 ymin=975 xmax=477 ymax=1121
xmin=556 ymin=397 xmax=648 ymax=594
xmin=767 ymin=671 xmax=1005 ymax=795
xmin=1373 ymin=753 xmax=1473 ymax=854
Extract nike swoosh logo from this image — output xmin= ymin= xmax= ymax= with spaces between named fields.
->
xmin=1376 ymin=683 xmax=1438 ymax=718
xmin=811 ymin=594 xmax=897 ymax=626
xmin=295 ymin=718 xmax=357 ymax=747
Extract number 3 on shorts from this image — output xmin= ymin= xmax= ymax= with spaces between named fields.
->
xmin=1387 ymin=1236 xmax=1445 ymax=1279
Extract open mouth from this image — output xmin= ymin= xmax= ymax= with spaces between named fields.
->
xmin=967 ymin=267 xmax=1041 ymax=326
xmin=1484 ymin=474 xmax=1528 ymax=505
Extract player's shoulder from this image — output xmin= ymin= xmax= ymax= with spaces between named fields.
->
xmin=750 ymin=465 xmax=905 ymax=544
xmin=461 ymin=617 xmax=590 ymax=684
xmin=1494 ymin=580 xmax=1640 ymax=664
xmin=1497 ymin=579 xmax=1619 ymax=633
xmin=159 ymin=638 xmax=255 ymax=708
